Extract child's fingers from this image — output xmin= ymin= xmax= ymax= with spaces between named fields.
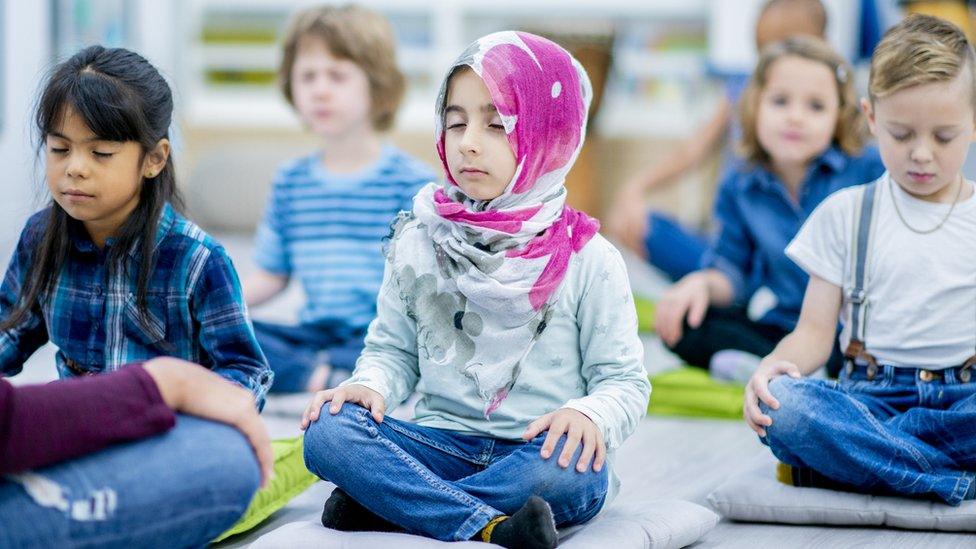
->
xmin=753 ymin=376 xmax=780 ymax=410
xmin=576 ymin=430 xmax=597 ymax=472
xmin=686 ymin=293 xmax=708 ymax=329
xmin=302 ymin=389 xmax=335 ymax=427
xmin=522 ymin=413 xmax=552 ymax=440
xmin=557 ymin=424 xmax=583 ymax=468
xmin=654 ymin=302 xmax=679 ymax=346
xmin=369 ymin=397 xmax=386 ymax=423
xmin=593 ymin=432 xmax=607 ymax=472
xmin=251 ymin=428 xmax=275 ymax=489
xmin=328 ymin=390 xmax=348 ymax=414
xmin=540 ymin=417 xmax=568 ymax=459
xmin=743 ymin=386 xmax=771 ymax=437
xmin=781 ymin=361 xmax=802 ymax=378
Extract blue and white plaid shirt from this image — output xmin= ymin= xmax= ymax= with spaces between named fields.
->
xmin=0 ymin=204 xmax=272 ymax=407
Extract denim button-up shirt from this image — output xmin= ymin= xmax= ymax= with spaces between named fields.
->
xmin=0 ymin=204 xmax=272 ymax=407
xmin=701 ymin=146 xmax=885 ymax=331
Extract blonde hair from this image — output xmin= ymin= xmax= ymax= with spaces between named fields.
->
xmin=278 ymin=4 xmax=404 ymax=131
xmin=738 ymin=35 xmax=865 ymax=165
xmin=868 ymin=14 xmax=976 ymax=109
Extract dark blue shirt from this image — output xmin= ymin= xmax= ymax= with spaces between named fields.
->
xmin=701 ymin=146 xmax=885 ymax=330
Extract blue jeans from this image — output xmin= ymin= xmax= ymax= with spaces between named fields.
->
xmin=254 ymin=319 xmax=366 ymax=393
xmin=644 ymin=212 xmax=708 ymax=282
xmin=761 ymin=365 xmax=976 ymax=505
xmin=0 ymin=415 xmax=259 ymax=548
xmin=303 ymin=405 xmax=608 ymax=541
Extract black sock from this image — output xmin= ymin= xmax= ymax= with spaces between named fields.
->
xmin=321 ymin=488 xmax=401 ymax=533
xmin=479 ymin=495 xmax=558 ymax=549
xmin=777 ymin=462 xmax=859 ymax=493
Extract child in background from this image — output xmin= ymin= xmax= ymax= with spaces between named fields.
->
xmin=747 ymin=14 xmax=976 ymax=505
xmin=243 ymin=4 xmax=436 ymax=393
xmin=0 ymin=46 xmax=271 ymax=406
xmin=608 ymin=0 xmax=829 ymax=281
xmin=300 ymin=32 xmax=649 ymax=548
xmin=654 ymin=36 xmax=885 ymax=381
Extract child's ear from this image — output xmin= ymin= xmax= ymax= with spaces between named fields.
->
xmin=143 ymin=138 xmax=170 ymax=179
xmin=860 ymin=97 xmax=877 ymax=136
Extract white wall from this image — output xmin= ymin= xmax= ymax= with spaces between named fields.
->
xmin=0 ymin=1 xmax=49 ymax=254
xmin=708 ymin=0 xmax=861 ymax=73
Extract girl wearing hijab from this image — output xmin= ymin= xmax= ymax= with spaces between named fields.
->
xmin=300 ymin=32 xmax=650 ymax=548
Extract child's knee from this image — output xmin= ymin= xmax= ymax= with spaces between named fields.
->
xmin=526 ymin=436 xmax=608 ymax=500
xmin=176 ymin=417 xmax=261 ymax=506
xmin=302 ymin=405 xmax=369 ymax=470
xmin=764 ymin=375 xmax=805 ymax=411
xmin=763 ymin=376 xmax=816 ymax=438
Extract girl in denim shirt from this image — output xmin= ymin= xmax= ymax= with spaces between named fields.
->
xmin=300 ymin=33 xmax=649 ymax=548
xmin=655 ymin=36 xmax=885 ymax=381
xmin=0 ymin=46 xmax=272 ymax=407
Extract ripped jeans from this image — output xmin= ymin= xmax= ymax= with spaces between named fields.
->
xmin=0 ymin=415 xmax=259 ymax=548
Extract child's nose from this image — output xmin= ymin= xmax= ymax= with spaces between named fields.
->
xmin=787 ymin=104 xmax=804 ymax=122
xmin=910 ymin=143 xmax=933 ymax=163
xmin=65 ymin=153 xmax=89 ymax=178
xmin=458 ymin=128 xmax=481 ymax=155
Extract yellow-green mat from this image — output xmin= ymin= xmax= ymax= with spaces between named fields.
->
xmin=634 ymin=295 xmax=655 ymax=333
xmin=213 ymin=435 xmax=319 ymax=543
xmin=647 ymin=367 xmax=745 ymax=420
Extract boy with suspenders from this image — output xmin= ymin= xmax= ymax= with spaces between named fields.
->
xmin=744 ymin=15 xmax=976 ymax=505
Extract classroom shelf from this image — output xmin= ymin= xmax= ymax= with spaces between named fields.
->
xmin=178 ymin=0 xmax=715 ymax=138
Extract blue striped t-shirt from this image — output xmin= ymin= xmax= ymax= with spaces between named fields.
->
xmin=254 ymin=145 xmax=435 ymax=330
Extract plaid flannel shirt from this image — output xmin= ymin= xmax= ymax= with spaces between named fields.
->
xmin=0 ymin=204 xmax=272 ymax=408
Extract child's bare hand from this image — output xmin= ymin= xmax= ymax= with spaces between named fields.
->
xmin=744 ymin=358 xmax=801 ymax=437
xmin=301 ymin=384 xmax=385 ymax=430
xmin=522 ymin=408 xmax=606 ymax=473
xmin=143 ymin=357 xmax=273 ymax=488
xmin=655 ymin=272 xmax=710 ymax=346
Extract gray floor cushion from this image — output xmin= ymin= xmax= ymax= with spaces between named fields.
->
xmin=249 ymin=499 xmax=718 ymax=548
xmin=707 ymin=452 xmax=976 ymax=532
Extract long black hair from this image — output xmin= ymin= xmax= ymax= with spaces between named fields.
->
xmin=0 ymin=45 xmax=184 ymax=332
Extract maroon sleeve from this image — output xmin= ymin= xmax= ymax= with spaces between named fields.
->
xmin=0 ymin=365 xmax=176 ymax=474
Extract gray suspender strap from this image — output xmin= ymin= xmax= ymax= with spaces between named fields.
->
xmin=844 ymin=177 xmax=976 ymax=375
xmin=848 ymin=182 xmax=877 ymax=342
xmin=844 ymin=180 xmax=880 ymax=368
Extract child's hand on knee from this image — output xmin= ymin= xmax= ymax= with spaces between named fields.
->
xmin=655 ymin=272 xmax=710 ymax=346
xmin=522 ymin=408 xmax=606 ymax=473
xmin=744 ymin=358 xmax=801 ymax=437
xmin=301 ymin=384 xmax=385 ymax=430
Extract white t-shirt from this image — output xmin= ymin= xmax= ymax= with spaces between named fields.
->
xmin=786 ymin=174 xmax=976 ymax=369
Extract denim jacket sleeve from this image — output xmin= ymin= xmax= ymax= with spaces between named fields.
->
xmin=0 ymin=221 xmax=51 ymax=376
xmin=190 ymin=247 xmax=272 ymax=409
xmin=562 ymin=241 xmax=650 ymax=451
xmin=341 ymin=260 xmax=420 ymax=410
xmin=700 ymin=174 xmax=755 ymax=302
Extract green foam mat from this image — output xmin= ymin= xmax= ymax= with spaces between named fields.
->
xmin=634 ymin=295 xmax=656 ymax=333
xmin=213 ymin=435 xmax=319 ymax=542
xmin=647 ymin=367 xmax=745 ymax=420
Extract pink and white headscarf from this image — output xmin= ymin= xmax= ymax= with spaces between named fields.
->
xmin=388 ymin=31 xmax=599 ymax=416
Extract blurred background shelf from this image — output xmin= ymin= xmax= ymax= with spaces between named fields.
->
xmin=180 ymin=0 xmax=714 ymax=138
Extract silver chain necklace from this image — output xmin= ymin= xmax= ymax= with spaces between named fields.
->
xmin=889 ymin=175 xmax=964 ymax=235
